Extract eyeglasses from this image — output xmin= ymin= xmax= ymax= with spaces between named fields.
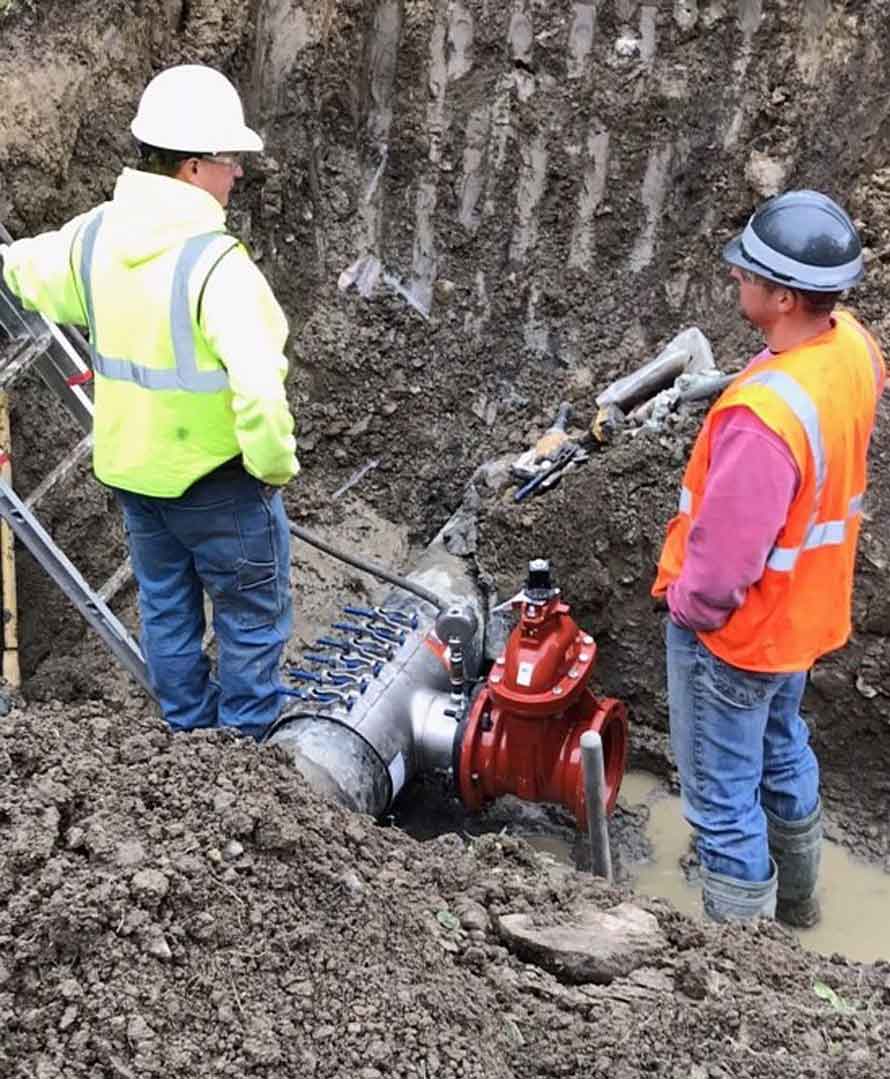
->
xmin=198 ymin=154 xmax=242 ymax=170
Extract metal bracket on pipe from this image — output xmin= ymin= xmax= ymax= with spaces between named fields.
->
xmin=0 ymin=476 xmax=151 ymax=695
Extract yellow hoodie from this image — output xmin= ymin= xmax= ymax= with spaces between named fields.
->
xmin=2 ymin=168 xmax=299 ymax=495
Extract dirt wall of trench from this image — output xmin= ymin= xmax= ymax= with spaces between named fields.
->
xmin=3 ymin=3 xmax=890 ymax=1077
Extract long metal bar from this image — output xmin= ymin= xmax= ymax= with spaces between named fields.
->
xmin=0 ymin=476 xmax=151 ymax=696
xmin=581 ymin=730 xmax=613 ymax=881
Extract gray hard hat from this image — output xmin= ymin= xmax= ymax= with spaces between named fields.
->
xmin=723 ymin=190 xmax=864 ymax=292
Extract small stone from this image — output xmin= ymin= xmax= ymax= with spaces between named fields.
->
xmin=615 ymin=34 xmax=640 ymax=57
xmin=674 ymin=0 xmax=698 ymax=32
xmin=223 ymin=840 xmax=244 ymax=862
xmin=433 ymin=278 xmax=455 ymax=303
xmin=455 ymin=899 xmax=490 ymax=933
xmin=340 ymin=870 xmax=364 ymax=894
xmin=144 ymin=927 xmax=172 ymax=962
xmin=213 ymin=790 xmax=236 ymax=812
xmin=127 ymin=1015 xmax=156 ymax=1043
xmin=59 ymin=1005 xmax=78 ymax=1031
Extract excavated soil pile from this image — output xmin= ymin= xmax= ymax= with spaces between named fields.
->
xmin=3 ymin=703 xmax=890 ymax=1079
xmin=3 ymin=2 xmax=890 ymax=1075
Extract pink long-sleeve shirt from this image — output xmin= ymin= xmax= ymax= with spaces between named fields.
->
xmin=667 ymin=354 xmax=800 ymax=633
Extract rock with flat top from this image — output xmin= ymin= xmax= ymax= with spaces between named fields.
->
xmin=495 ymin=902 xmax=667 ymax=985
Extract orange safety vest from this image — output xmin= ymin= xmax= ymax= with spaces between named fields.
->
xmin=653 ymin=310 xmax=885 ymax=673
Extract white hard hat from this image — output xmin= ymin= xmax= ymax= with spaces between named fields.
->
xmin=130 ymin=64 xmax=263 ymax=154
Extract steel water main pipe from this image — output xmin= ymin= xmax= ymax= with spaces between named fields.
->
xmin=265 ymin=540 xmax=485 ymax=817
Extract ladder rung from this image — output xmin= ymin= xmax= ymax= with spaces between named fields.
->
xmin=0 ymin=333 xmax=52 ymax=388
xmin=98 ymin=557 xmax=133 ymax=604
xmin=25 ymin=435 xmax=93 ymax=508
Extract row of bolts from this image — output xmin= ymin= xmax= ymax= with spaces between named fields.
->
xmin=283 ymin=605 xmax=418 ymax=712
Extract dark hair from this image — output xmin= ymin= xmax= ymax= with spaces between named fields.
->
xmin=135 ymin=140 xmax=199 ymax=177
xmin=794 ymin=289 xmax=842 ymax=315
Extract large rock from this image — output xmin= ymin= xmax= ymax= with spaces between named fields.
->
xmin=495 ymin=902 xmax=667 ymax=985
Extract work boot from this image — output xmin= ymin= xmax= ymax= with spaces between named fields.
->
xmin=766 ymin=802 xmax=822 ymax=929
xmin=701 ymin=859 xmax=777 ymax=923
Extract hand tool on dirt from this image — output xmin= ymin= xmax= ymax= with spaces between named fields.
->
xmin=512 ymin=401 xmax=575 ymax=482
xmin=533 ymin=400 xmax=573 ymax=459
xmin=513 ymin=436 xmax=591 ymax=503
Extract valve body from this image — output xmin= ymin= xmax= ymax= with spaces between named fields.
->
xmin=455 ymin=574 xmax=628 ymax=828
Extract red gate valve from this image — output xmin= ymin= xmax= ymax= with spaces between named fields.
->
xmin=456 ymin=560 xmax=628 ymax=828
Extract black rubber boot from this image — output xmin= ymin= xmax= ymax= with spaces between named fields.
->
xmin=766 ymin=802 xmax=822 ymax=929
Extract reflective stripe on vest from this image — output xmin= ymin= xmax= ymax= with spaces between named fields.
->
xmin=745 ymin=370 xmax=827 ymax=500
xmin=79 ymin=211 xmax=230 ymax=394
xmin=766 ymin=492 xmax=864 ymax=571
xmin=675 ymin=370 xmax=855 ymax=573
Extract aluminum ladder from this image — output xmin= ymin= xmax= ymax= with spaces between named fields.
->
xmin=0 ymin=241 xmax=150 ymax=694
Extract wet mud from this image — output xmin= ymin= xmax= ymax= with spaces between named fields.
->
xmin=2 ymin=1 xmax=890 ymax=1075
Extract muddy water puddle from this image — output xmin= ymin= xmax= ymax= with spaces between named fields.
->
xmin=524 ymin=771 xmax=890 ymax=963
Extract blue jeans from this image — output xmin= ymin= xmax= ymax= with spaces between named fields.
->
xmin=666 ymin=619 xmax=819 ymax=882
xmin=116 ymin=466 xmax=293 ymax=738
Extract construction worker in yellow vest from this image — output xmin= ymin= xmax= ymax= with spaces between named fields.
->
xmin=1 ymin=65 xmax=299 ymax=739
xmin=653 ymin=191 xmax=884 ymax=925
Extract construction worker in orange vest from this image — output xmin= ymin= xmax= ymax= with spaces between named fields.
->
xmin=652 ymin=191 xmax=885 ymax=925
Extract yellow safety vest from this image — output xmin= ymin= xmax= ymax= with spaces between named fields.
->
xmin=77 ymin=209 xmax=245 ymax=496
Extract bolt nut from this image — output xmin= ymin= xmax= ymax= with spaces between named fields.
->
xmin=553 ymin=686 xmax=563 ymax=696
xmin=583 ymin=635 xmax=594 ymax=645
xmin=490 ymin=674 xmax=502 ymax=684
xmin=569 ymin=667 xmax=580 ymax=678
xmin=496 ymin=656 xmax=505 ymax=665
xmin=471 ymin=772 xmax=480 ymax=783
xmin=579 ymin=653 xmax=591 ymax=662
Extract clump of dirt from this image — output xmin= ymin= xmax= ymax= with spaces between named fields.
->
xmin=3 ymin=2 xmax=890 ymax=1071
xmin=2 ymin=702 xmax=890 ymax=1079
